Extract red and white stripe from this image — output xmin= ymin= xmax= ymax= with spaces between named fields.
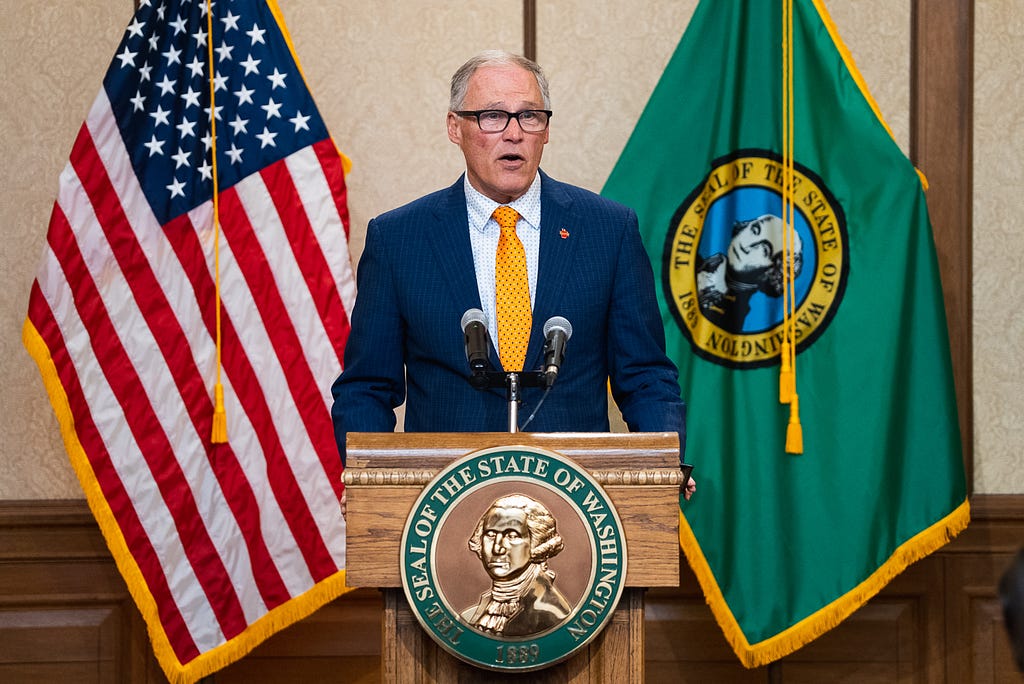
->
xmin=27 ymin=86 xmax=354 ymax=663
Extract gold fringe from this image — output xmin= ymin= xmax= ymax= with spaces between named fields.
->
xmin=680 ymin=498 xmax=970 ymax=668
xmin=23 ymin=317 xmax=357 ymax=684
xmin=171 ymin=571 xmax=355 ymax=684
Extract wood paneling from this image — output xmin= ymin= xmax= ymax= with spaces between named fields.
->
xmin=910 ymin=0 xmax=975 ymax=486
xmin=1 ymin=498 xmax=1021 ymax=682
xmin=0 ymin=502 xmax=162 ymax=684
xmin=344 ymin=432 xmax=682 ymax=588
xmin=380 ymin=588 xmax=645 ymax=683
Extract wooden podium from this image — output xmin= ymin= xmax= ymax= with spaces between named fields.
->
xmin=343 ymin=432 xmax=683 ymax=683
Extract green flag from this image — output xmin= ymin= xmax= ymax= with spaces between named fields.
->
xmin=602 ymin=0 xmax=969 ymax=667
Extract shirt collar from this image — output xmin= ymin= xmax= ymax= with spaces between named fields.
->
xmin=464 ymin=173 xmax=542 ymax=234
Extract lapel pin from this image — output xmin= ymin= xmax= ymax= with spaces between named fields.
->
xmin=559 ymin=228 xmax=570 ymax=239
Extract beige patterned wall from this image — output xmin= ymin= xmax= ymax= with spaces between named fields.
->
xmin=973 ymin=1 xmax=1024 ymax=493
xmin=2 ymin=3 xmax=132 ymax=499
xmin=0 ymin=1 xmax=1017 ymax=498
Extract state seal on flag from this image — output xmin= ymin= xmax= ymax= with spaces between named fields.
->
xmin=399 ymin=446 xmax=627 ymax=672
xmin=663 ymin=149 xmax=849 ymax=368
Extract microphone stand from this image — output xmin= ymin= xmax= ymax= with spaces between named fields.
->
xmin=470 ymin=369 xmax=547 ymax=433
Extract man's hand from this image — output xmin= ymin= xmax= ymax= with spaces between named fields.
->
xmin=683 ymin=476 xmax=697 ymax=501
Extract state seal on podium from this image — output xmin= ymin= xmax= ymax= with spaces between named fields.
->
xmin=399 ymin=445 xmax=628 ymax=672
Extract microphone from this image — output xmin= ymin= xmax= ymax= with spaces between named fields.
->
xmin=461 ymin=309 xmax=491 ymax=379
xmin=542 ymin=316 xmax=572 ymax=388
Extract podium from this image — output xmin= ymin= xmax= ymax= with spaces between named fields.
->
xmin=343 ymin=432 xmax=683 ymax=682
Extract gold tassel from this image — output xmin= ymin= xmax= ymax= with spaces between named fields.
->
xmin=779 ymin=341 xmax=795 ymax=403
xmin=785 ymin=393 xmax=803 ymax=454
xmin=211 ymin=382 xmax=227 ymax=443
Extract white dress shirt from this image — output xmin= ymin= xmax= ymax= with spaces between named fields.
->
xmin=464 ymin=174 xmax=542 ymax=355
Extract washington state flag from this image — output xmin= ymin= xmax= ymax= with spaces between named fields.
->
xmin=602 ymin=0 xmax=970 ymax=667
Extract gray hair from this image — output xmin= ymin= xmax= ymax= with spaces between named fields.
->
xmin=449 ymin=50 xmax=551 ymax=111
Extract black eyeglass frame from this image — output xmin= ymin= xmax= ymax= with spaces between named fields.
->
xmin=453 ymin=109 xmax=553 ymax=133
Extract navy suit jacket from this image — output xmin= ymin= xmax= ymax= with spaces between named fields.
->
xmin=331 ymin=171 xmax=685 ymax=462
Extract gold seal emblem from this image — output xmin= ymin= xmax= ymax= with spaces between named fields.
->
xmin=400 ymin=446 xmax=627 ymax=672
xmin=664 ymin=150 xmax=848 ymax=368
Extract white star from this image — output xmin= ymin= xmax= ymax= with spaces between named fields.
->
xmin=214 ymin=44 xmax=234 ymax=62
xmin=156 ymin=2 xmax=166 ymax=20
xmin=267 ymin=68 xmax=287 ymax=90
xmin=261 ymin=98 xmax=282 ymax=119
xmin=228 ymin=115 xmax=249 ymax=135
xmin=167 ymin=177 xmax=186 ymax=198
xmin=246 ymin=23 xmax=266 ymax=45
xmin=150 ymin=105 xmax=171 ymax=127
xmin=234 ymin=84 xmax=255 ymax=105
xmin=139 ymin=0 xmax=151 ymax=7
xmin=176 ymin=118 xmax=197 ymax=138
xmin=171 ymin=148 xmax=191 ymax=168
xmin=203 ymin=103 xmax=223 ymax=121
xmin=226 ymin=143 xmax=244 ymax=164
xmin=201 ymin=131 xmax=213 ymax=151
xmin=186 ymin=55 xmax=205 ymax=78
xmin=198 ymin=159 xmax=213 ymax=180
xmin=169 ymin=16 xmax=187 ymax=35
xmin=181 ymin=86 xmax=202 ymax=108
xmin=130 ymin=91 xmax=146 ymax=112
xmin=240 ymin=54 xmax=260 ymax=76
xmin=290 ymin=111 xmax=311 ymax=132
xmin=192 ymin=27 xmax=208 ymax=48
xmin=163 ymin=44 xmax=183 ymax=66
xmin=221 ymin=10 xmax=240 ymax=32
xmin=255 ymin=126 xmax=278 ymax=149
xmin=144 ymin=135 xmax=165 ymax=156
xmin=156 ymin=74 xmax=176 ymax=96
xmin=116 ymin=46 xmax=137 ymax=68
xmin=138 ymin=62 xmax=153 ymax=82
xmin=126 ymin=18 xmax=145 ymax=39
xmin=213 ymin=72 xmax=229 ymax=92
xmin=148 ymin=34 xmax=159 ymax=51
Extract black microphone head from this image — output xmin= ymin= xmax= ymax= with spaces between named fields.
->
xmin=461 ymin=308 xmax=487 ymax=332
xmin=543 ymin=316 xmax=572 ymax=340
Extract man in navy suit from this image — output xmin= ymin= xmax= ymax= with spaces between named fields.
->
xmin=331 ymin=50 xmax=693 ymax=498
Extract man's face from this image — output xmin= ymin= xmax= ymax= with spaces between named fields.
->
xmin=447 ymin=65 xmax=549 ymax=204
xmin=728 ymin=214 xmax=785 ymax=281
xmin=479 ymin=506 xmax=532 ymax=580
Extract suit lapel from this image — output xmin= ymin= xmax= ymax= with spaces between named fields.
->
xmin=527 ymin=172 xmax=580 ymax=369
xmin=426 ymin=173 xmax=582 ymax=373
xmin=425 ymin=177 xmax=483 ymax=315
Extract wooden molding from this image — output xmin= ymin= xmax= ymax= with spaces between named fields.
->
xmin=910 ymin=0 xmax=975 ymax=488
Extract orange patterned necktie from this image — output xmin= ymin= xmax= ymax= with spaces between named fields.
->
xmin=493 ymin=206 xmax=531 ymax=371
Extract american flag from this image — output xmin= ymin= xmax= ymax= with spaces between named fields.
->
xmin=23 ymin=1 xmax=355 ymax=681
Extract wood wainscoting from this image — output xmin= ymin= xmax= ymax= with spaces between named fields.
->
xmin=1 ymin=495 xmax=1020 ymax=683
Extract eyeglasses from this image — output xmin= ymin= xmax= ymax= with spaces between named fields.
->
xmin=454 ymin=109 xmax=553 ymax=133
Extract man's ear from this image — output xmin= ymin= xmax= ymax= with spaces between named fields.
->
xmin=447 ymin=111 xmax=462 ymax=145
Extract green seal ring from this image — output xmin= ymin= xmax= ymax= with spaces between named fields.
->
xmin=400 ymin=445 xmax=628 ymax=672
